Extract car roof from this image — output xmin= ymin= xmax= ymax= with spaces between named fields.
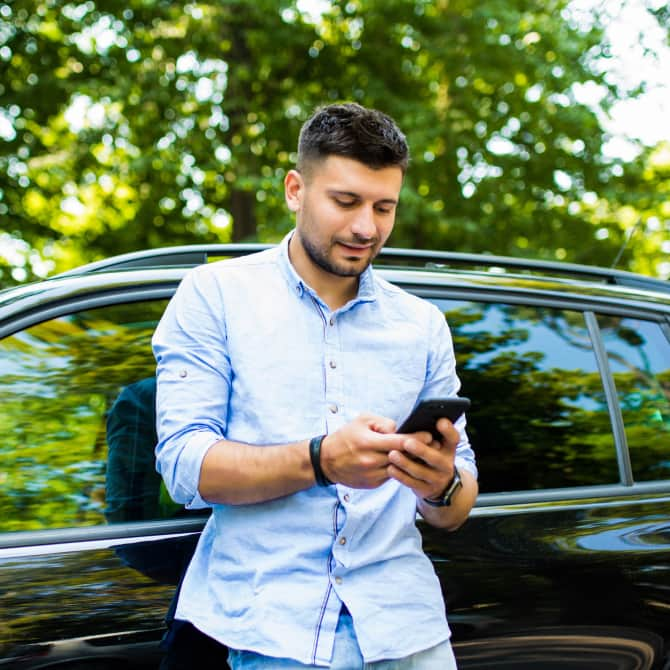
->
xmin=1 ymin=245 xmax=669 ymax=328
xmin=53 ymin=243 xmax=670 ymax=294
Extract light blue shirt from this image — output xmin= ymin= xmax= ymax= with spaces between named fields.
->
xmin=153 ymin=233 xmax=477 ymax=665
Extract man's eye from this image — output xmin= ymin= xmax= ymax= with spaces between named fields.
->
xmin=335 ymin=199 xmax=357 ymax=208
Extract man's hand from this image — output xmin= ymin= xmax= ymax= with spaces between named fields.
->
xmin=388 ymin=417 xmax=478 ymax=530
xmin=320 ymin=414 xmax=430 ymax=489
xmin=387 ymin=417 xmax=459 ymax=501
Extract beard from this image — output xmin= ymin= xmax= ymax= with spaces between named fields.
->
xmin=300 ymin=232 xmax=379 ymax=278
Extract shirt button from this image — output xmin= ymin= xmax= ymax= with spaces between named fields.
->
xmin=335 ymin=577 xmax=343 ymax=585
xmin=343 ymin=494 xmax=350 ymax=503
xmin=329 ymin=317 xmax=335 ymax=326
xmin=328 ymin=403 xmax=338 ymax=414
xmin=329 ymin=360 xmax=337 ymax=369
xmin=339 ymin=537 xmax=347 ymax=545
xmin=179 ymin=369 xmax=187 ymax=378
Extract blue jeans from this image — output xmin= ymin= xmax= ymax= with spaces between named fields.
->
xmin=227 ymin=613 xmax=457 ymax=669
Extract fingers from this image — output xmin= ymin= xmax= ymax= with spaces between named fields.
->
xmin=388 ymin=449 xmax=430 ymax=483
xmin=387 ymin=454 xmax=442 ymax=499
xmin=363 ymin=414 xmax=397 ymax=435
xmin=436 ymin=417 xmax=459 ymax=448
xmin=322 ymin=416 xmax=406 ymax=489
xmin=388 ymin=419 xmax=460 ymax=497
xmin=402 ymin=438 xmax=440 ymax=467
xmin=355 ymin=415 xmax=412 ymax=452
xmin=327 ymin=414 xmax=459 ymax=492
xmin=389 ymin=438 xmax=446 ymax=478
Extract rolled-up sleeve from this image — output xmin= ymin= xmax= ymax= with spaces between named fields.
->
xmin=152 ymin=266 xmax=232 ymax=507
xmin=421 ymin=303 xmax=478 ymax=481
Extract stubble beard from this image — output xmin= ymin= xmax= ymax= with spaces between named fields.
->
xmin=301 ymin=233 xmax=379 ymax=278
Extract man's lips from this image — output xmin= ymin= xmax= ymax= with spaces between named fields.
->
xmin=337 ymin=241 xmax=376 ymax=254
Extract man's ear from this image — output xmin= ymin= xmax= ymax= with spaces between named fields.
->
xmin=284 ymin=169 xmax=304 ymax=213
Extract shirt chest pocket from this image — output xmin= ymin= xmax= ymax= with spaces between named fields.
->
xmin=343 ymin=348 xmax=427 ymax=423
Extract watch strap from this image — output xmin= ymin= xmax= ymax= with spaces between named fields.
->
xmin=309 ymin=435 xmax=334 ymax=487
xmin=423 ymin=467 xmax=462 ymax=507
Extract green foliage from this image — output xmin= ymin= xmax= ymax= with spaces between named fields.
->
xmin=0 ymin=301 xmax=166 ymax=532
xmin=446 ymin=302 xmax=620 ymax=492
xmin=0 ymin=0 xmax=668 ymax=287
xmin=451 ymin=302 xmax=670 ymax=493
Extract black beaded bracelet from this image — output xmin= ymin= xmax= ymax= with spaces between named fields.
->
xmin=309 ymin=435 xmax=334 ymax=487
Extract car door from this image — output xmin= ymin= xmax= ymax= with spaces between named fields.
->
xmin=0 ymin=275 xmax=207 ymax=669
xmin=415 ymin=290 xmax=670 ymax=669
xmin=2 ymin=270 xmax=668 ymax=669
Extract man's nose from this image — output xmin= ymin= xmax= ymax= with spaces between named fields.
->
xmin=350 ymin=206 xmax=376 ymax=239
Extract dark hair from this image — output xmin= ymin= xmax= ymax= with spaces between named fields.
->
xmin=297 ymin=102 xmax=409 ymax=176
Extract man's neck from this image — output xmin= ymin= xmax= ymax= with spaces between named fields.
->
xmin=288 ymin=235 xmax=360 ymax=311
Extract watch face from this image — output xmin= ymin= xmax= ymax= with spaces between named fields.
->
xmin=424 ymin=468 xmax=462 ymax=507
xmin=443 ymin=481 xmax=462 ymax=504
xmin=442 ymin=469 xmax=463 ymax=505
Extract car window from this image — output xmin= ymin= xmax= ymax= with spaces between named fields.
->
xmin=597 ymin=315 xmax=670 ymax=482
xmin=0 ymin=299 xmax=195 ymax=533
xmin=432 ymin=299 xmax=620 ymax=494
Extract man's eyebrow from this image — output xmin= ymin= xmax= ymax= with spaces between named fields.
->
xmin=327 ymin=189 xmax=360 ymax=199
xmin=327 ymin=189 xmax=398 ymax=205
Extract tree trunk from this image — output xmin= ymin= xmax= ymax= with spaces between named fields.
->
xmin=230 ymin=189 xmax=257 ymax=242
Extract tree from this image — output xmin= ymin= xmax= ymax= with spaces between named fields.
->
xmin=0 ymin=0 xmax=667 ymax=287
xmin=313 ymin=0 xmax=668 ymax=272
xmin=0 ymin=0 xmax=325 ymax=282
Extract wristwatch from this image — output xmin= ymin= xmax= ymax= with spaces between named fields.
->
xmin=423 ymin=467 xmax=462 ymax=507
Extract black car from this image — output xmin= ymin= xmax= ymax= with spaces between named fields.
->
xmin=1 ymin=245 xmax=669 ymax=669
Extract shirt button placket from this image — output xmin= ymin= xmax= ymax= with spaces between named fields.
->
xmin=324 ymin=312 xmax=343 ymax=432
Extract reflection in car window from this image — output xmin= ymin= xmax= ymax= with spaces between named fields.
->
xmin=597 ymin=316 xmax=670 ymax=482
xmin=432 ymin=300 xmax=620 ymax=493
xmin=106 ymin=375 xmax=182 ymax=522
xmin=0 ymin=300 xmax=181 ymax=532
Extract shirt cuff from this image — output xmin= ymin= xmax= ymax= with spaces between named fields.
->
xmin=181 ymin=431 xmax=223 ymax=509
xmin=455 ymin=454 xmax=478 ymax=481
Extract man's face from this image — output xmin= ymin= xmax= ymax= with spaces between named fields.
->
xmin=287 ymin=156 xmax=403 ymax=278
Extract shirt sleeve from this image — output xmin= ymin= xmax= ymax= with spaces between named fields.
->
xmin=152 ymin=265 xmax=232 ymax=507
xmin=421 ymin=303 xmax=478 ymax=480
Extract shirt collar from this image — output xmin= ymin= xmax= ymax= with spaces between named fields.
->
xmin=277 ymin=230 xmax=377 ymax=306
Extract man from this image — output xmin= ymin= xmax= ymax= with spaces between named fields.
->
xmin=153 ymin=102 xmax=478 ymax=669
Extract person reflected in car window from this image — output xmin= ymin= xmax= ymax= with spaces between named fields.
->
xmin=106 ymin=377 xmax=166 ymax=523
xmin=105 ymin=377 xmax=198 ymax=587
xmin=153 ymin=102 xmax=478 ymax=670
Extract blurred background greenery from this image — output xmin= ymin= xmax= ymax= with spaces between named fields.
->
xmin=0 ymin=0 xmax=668 ymax=287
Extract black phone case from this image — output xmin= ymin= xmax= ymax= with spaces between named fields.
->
xmin=398 ymin=398 xmax=470 ymax=440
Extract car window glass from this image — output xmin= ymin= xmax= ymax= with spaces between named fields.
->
xmin=432 ymin=299 xmax=620 ymax=493
xmin=597 ymin=316 xmax=670 ymax=482
xmin=0 ymin=299 xmax=202 ymax=533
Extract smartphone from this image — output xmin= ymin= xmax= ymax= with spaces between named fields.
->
xmin=398 ymin=397 xmax=471 ymax=441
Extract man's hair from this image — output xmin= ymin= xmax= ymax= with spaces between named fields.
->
xmin=297 ymin=102 xmax=409 ymax=177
